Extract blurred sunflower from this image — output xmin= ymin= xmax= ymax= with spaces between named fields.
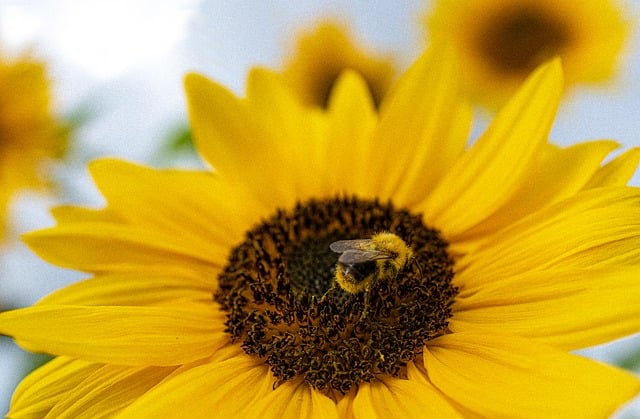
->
xmin=282 ymin=20 xmax=395 ymax=108
xmin=2 ymin=48 xmax=640 ymax=418
xmin=0 ymin=53 xmax=67 ymax=242
xmin=425 ymin=0 xmax=629 ymax=106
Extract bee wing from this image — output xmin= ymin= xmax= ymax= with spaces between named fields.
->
xmin=338 ymin=249 xmax=393 ymax=265
xmin=329 ymin=239 xmax=373 ymax=253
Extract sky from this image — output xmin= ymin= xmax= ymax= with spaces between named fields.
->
xmin=0 ymin=0 xmax=639 ymax=415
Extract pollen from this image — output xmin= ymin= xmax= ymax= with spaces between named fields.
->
xmin=214 ymin=197 xmax=456 ymax=398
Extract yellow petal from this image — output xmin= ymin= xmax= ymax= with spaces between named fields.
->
xmin=336 ymin=391 xmax=356 ymax=419
xmin=118 ymin=347 xmax=273 ymax=418
xmin=36 ymin=274 xmax=214 ymax=307
xmin=351 ymin=362 xmax=463 ymax=418
xmin=420 ymin=58 xmax=563 ymax=237
xmin=365 ymin=47 xmax=470 ymax=204
xmin=324 ymin=70 xmax=377 ymax=195
xmin=0 ymin=304 xmax=226 ymax=366
xmin=455 ymin=140 xmax=619 ymax=245
xmin=51 ymin=205 xmax=123 ymax=224
xmin=47 ymin=365 xmax=177 ymax=419
xmin=584 ymin=147 xmax=640 ymax=189
xmin=453 ymin=267 xmax=640 ymax=350
xmin=456 ymin=186 xmax=640 ymax=287
xmin=396 ymin=99 xmax=473 ymax=209
xmin=9 ymin=357 xmax=103 ymax=418
xmin=88 ymin=159 xmax=264 ymax=249
xmin=23 ymin=222 xmax=225 ymax=276
xmin=424 ymin=332 xmax=640 ymax=418
xmin=245 ymin=68 xmax=329 ymax=201
xmin=250 ymin=378 xmax=339 ymax=419
xmin=184 ymin=72 xmax=300 ymax=210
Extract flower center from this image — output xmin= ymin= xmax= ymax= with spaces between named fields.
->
xmin=479 ymin=5 xmax=571 ymax=75
xmin=214 ymin=197 xmax=456 ymax=397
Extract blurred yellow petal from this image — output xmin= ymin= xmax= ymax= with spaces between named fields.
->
xmin=454 ymin=267 xmax=640 ymax=349
xmin=36 ymin=274 xmax=214 ymax=307
xmin=456 ymin=140 xmax=620 ymax=245
xmin=324 ymin=70 xmax=377 ymax=194
xmin=89 ymin=159 xmax=264 ymax=249
xmin=23 ymin=223 xmax=225 ymax=276
xmin=184 ymin=72 xmax=300 ymax=209
xmin=0 ymin=55 xmax=68 ymax=243
xmin=584 ymin=147 xmax=640 ymax=189
xmin=250 ymin=378 xmax=339 ymax=419
xmin=351 ymin=362 xmax=463 ymax=418
xmin=420 ymin=58 xmax=562 ymax=237
xmin=365 ymin=47 xmax=471 ymax=204
xmin=47 ymin=365 xmax=177 ymax=419
xmin=245 ymin=68 xmax=328 ymax=200
xmin=9 ymin=357 xmax=102 ymax=418
xmin=51 ymin=206 xmax=123 ymax=225
xmin=456 ymin=187 xmax=640 ymax=287
xmin=424 ymin=332 xmax=640 ymax=418
xmin=118 ymin=347 xmax=272 ymax=418
xmin=0 ymin=305 xmax=225 ymax=366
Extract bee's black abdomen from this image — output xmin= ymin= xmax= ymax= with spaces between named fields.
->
xmin=342 ymin=260 xmax=377 ymax=283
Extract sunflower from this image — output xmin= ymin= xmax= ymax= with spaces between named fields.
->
xmin=282 ymin=20 xmax=395 ymax=108
xmin=0 ymin=53 xmax=67 ymax=242
xmin=2 ymin=47 xmax=640 ymax=417
xmin=425 ymin=0 xmax=630 ymax=106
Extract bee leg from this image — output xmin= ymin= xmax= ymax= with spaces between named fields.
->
xmin=320 ymin=285 xmax=336 ymax=302
xmin=360 ymin=289 xmax=370 ymax=320
xmin=412 ymin=258 xmax=423 ymax=278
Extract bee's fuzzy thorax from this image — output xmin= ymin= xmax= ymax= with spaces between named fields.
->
xmin=371 ymin=231 xmax=414 ymax=266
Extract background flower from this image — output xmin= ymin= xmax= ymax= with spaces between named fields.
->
xmin=424 ymin=0 xmax=630 ymax=107
xmin=0 ymin=52 xmax=68 ymax=243
xmin=281 ymin=20 xmax=395 ymax=108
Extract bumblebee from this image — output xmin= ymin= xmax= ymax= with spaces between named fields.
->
xmin=329 ymin=232 xmax=414 ymax=318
